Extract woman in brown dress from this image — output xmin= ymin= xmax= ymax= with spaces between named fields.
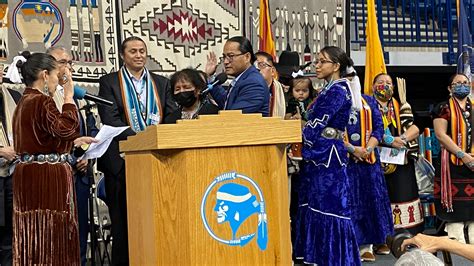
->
xmin=12 ymin=52 xmax=95 ymax=265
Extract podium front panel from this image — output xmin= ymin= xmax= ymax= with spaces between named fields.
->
xmin=125 ymin=144 xmax=292 ymax=265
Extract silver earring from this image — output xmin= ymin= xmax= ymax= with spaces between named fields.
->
xmin=43 ymin=82 xmax=49 ymax=96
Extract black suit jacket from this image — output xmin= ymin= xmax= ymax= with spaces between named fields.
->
xmin=97 ymin=71 xmax=177 ymax=177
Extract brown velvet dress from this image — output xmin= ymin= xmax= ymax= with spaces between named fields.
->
xmin=12 ymin=88 xmax=80 ymax=265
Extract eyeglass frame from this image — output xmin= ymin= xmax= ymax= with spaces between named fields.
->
xmin=57 ymin=59 xmax=74 ymax=67
xmin=314 ymin=59 xmax=335 ymax=66
xmin=254 ymin=61 xmax=273 ymax=70
xmin=220 ymin=52 xmax=247 ymax=62
xmin=450 ymin=81 xmax=470 ymax=87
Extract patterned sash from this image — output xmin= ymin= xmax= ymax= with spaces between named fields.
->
xmin=381 ymin=98 xmax=401 ymax=135
xmin=360 ymin=98 xmax=376 ymax=163
xmin=344 ymin=98 xmax=376 ymax=163
xmin=118 ymin=67 xmax=163 ymax=132
xmin=449 ymin=97 xmax=474 ymax=165
xmin=381 ymin=98 xmax=418 ymax=157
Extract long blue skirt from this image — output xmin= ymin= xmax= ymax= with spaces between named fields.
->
xmin=293 ymin=160 xmax=361 ymax=265
xmin=347 ymin=159 xmax=394 ymax=245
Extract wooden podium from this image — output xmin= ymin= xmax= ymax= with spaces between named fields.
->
xmin=120 ymin=111 xmax=301 ymax=265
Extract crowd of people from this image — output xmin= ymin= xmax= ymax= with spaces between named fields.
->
xmin=0 ymin=34 xmax=473 ymax=265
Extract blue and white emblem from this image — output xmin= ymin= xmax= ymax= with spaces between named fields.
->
xmin=200 ymin=172 xmax=268 ymax=250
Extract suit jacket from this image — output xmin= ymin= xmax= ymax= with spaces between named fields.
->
xmin=97 ymin=71 xmax=177 ymax=177
xmin=210 ymin=66 xmax=269 ymax=116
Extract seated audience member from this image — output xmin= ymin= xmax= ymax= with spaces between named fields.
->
xmin=164 ymin=68 xmax=219 ymax=123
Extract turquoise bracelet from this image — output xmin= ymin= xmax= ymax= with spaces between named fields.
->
xmin=383 ymin=134 xmax=395 ymax=145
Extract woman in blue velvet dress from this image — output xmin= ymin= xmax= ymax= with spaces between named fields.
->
xmin=344 ymin=69 xmax=393 ymax=262
xmin=293 ymin=46 xmax=361 ymax=265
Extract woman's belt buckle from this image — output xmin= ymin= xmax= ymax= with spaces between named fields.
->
xmin=20 ymin=153 xmax=69 ymax=164
xmin=321 ymin=127 xmax=343 ymax=140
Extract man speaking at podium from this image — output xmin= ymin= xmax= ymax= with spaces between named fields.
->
xmin=205 ymin=36 xmax=269 ymax=116
xmin=97 ymin=36 xmax=176 ymax=265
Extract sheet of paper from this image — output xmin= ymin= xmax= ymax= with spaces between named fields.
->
xmin=81 ymin=125 xmax=129 ymax=160
xmin=378 ymin=147 xmax=406 ymax=165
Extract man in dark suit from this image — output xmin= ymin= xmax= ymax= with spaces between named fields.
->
xmin=47 ymin=46 xmax=99 ymax=266
xmin=97 ymin=36 xmax=176 ymax=265
xmin=206 ymin=36 xmax=269 ymax=116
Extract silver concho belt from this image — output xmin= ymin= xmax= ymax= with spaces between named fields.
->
xmin=20 ymin=153 xmax=71 ymax=164
xmin=321 ymin=127 xmax=345 ymax=140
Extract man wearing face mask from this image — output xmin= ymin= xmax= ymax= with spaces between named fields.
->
xmin=432 ymin=73 xmax=474 ymax=244
xmin=164 ymin=68 xmax=219 ymax=124
xmin=97 ymin=36 xmax=177 ymax=265
xmin=371 ymin=73 xmax=423 ymax=255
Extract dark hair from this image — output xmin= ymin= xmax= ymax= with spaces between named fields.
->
xmin=372 ymin=72 xmax=391 ymax=85
xmin=255 ymin=51 xmax=274 ymax=66
xmin=448 ymin=73 xmax=470 ymax=87
xmin=120 ymin=36 xmax=147 ymax=54
xmin=170 ymin=68 xmax=207 ymax=94
xmin=289 ymin=77 xmax=315 ymax=100
xmin=227 ymin=36 xmax=256 ymax=63
xmin=319 ymin=46 xmax=353 ymax=77
xmin=17 ymin=52 xmax=57 ymax=87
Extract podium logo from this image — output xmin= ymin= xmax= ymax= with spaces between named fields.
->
xmin=200 ymin=172 xmax=268 ymax=250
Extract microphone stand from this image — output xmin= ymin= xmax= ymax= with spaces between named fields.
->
xmin=193 ymin=90 xmax=212 ymax=119
xmin=80 ymin=100 xmax=97 ymax=265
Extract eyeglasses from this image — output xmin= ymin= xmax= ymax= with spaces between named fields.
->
xmin=451 ymin=81 xmax=470 ymax=86
xmin=314 ymin=59 xmax=334 ymax=66
xmin=221 ymin=53 xmax=246 ymax=62
xmin=57 ymin=59 xmax=74 ymax=66
xmin=254 ymin=61 xmax=273 ymax=70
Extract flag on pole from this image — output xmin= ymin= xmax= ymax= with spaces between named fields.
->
xmin=259 ymin=0 xmax=276 ymax=59
xmin=364 ymin=0 xmax=386 ymax=95
xmin=456 ymin=0 xmax=473 ymax=80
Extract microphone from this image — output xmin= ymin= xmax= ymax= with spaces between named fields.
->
xmin=74 ymin=86 xmax=113 ymax=106
xmin=73 ymin=144 xmax=90 ymax=158
xmin=69 ymin=143 xmax=90 ymax=165
xmin=202 ymin=73 xmax=228 ymax=94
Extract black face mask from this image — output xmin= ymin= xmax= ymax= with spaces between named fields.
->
xmin=173 ymin=91 xmax=197 ymax=108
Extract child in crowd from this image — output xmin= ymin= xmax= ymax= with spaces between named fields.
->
xmin=285 ymin=76 xmax=315 ymax=121
xmin=285 ymin=75 xmax=316 ymax=251
xmin=285 ymin=75 xmax=315 ymax=160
